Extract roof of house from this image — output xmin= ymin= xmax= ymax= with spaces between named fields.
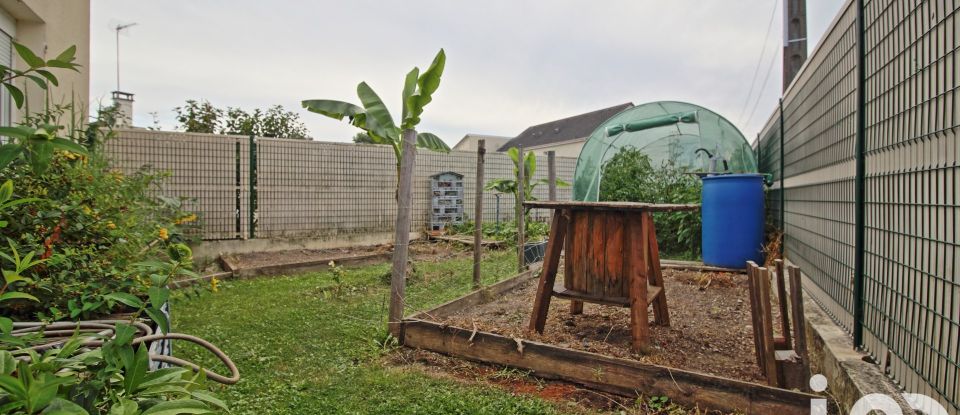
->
xmin=498 ymin=103 xmax=633 ymax=152
xmin=452 ymin=134 xmax=510 ymax=151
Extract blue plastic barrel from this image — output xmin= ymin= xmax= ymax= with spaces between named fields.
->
xmin=701 ymin=174 xmax=765 ymax=268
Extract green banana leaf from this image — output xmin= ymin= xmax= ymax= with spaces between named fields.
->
xmin=403 ymin=49 xmax=446 ymax=129
xmin=415 ymin=132 xmax=450 ymax=152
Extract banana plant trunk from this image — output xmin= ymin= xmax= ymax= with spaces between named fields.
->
xmin=389 ymin=129 xmax=417 ymax=336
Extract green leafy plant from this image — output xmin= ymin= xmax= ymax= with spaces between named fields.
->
xmin=1 ymin=141 xmax=190 ymax=320
xmin=0 ymin=124 xmax=89 ymax=174
xmin=1 ymin=93 xmax=192 ymax=322
xmin=484 ymin=148 xmax=569 ymax=240
xmin=0 ymin=326 xmax=227 ymax=414
xmin=648 ymin=395 xmax=670 ymax=411
xmin=599 ymin=148 xmax=702 ymax=259
xmin=0 ymin=43 xmax=87 ymax=174
xmin=302 ymin=49 xmax=451 ymax=182
xmin=173 ymin=99 xmax=221 ymax=134
xmin=174 ymin=100 xmax=311 ymax=139
xmin=0 ymin=43 xmax=80 ymax=110
xmin=447 ymin=220 xmax=548 ymax=244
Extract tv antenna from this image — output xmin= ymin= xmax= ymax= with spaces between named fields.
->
xmin=114 ymin=22 xmax=138 ymax=92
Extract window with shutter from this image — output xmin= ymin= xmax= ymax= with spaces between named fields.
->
xmin=0 ymin=28 xmax=11 ymax=127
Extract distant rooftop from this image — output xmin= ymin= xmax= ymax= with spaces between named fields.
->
xmin=498 ymin=103 xmax=633 ymax=151
xmin=452 ymin=134 xmax=510 ymax=152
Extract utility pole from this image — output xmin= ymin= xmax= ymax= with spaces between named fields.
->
xmin=115 ymin=22 xmax=138 ymax=92
xmin=782 ymin=0 xmax=807 ymax=91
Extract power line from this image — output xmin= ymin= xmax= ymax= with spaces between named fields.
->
xmin=743 ymin=43 xmax=780 ymax=128
xmin=737 ymin=0 xmax=781 ymax=124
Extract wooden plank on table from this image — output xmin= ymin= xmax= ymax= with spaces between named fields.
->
xmin=757 ymin=267 xmax=780 ymax=387
xmin=401 ymin=319 xmax=818 ymax=415
xmin=604 ymin=212 xmax=625 ymax=298
xmin=774 ymin=259 xmax=792 ymax=349
xmin=529 ymin=211 xmax=569 ymax=333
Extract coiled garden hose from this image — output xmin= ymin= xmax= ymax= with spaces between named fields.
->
xmin=8 ymin=319 xmax=240 ymax=385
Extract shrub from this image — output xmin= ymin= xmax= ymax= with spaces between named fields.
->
xmin=447 ymin=219 xmax=549 ymax=244
xmin=599 ymin=148 xmax=701 ymax=259
xmin=0 ymin=107 xmax=193 ymax=321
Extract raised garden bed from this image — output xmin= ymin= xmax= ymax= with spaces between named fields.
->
xmin=399 ymin=265 xmax=822 ymax=414
xmin=219 ymin=245 xmax=393 ymax=278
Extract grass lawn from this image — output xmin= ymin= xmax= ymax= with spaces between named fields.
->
xmin=171 ymin=247 xmax=577 ymax=414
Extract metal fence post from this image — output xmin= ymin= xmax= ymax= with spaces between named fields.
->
xmin=249 ymin=135 xmax=257 ymax=240
xmin=234 ymin=141 xmax=242 ymax=239
xmin=778 ymin=99 xmax=785 ymax=255
xmin=852 ymin=0 xmax=866 ymax=348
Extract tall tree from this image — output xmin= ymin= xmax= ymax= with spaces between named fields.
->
xmin=173 ymin=99 xmax=221 ymax=134
xmin=175 ymin=101 xmax=311 ymax=139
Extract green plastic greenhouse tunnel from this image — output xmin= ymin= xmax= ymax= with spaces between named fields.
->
xmin=573 ymin=101 xmax=759 ymax=201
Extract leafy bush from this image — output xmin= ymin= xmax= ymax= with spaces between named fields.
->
xmin=447 ymin=219 xmax=549 ymax=243
xmin=484 ymin=148 xmax=568 ymax=240
xmin=0 ymin=106 xmax=193 ymax=321
xmin=0 ymin=42 xmax=226 ymax=415
xmin=0 ymin=333 xmax=226 ymax=415
xmin=599 ymin=148 xmax=701 ymax=259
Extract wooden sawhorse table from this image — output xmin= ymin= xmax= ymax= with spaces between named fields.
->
xmin=525 ymin=201 xmax=700 ymax=351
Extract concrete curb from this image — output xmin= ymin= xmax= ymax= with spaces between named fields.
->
xmin=796 ymin=265 xmax=912 ymax=413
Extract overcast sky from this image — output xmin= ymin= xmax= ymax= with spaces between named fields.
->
xmin=90 ymin=0 xmax=844 ymax=146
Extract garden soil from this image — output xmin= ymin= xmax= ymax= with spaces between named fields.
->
xmin=426 ymin=267 xmax=767 ymax=383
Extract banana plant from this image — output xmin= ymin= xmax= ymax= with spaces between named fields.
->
xmin=485 ymin=148 xmax=569 ymax=232
xmin=302 ymin=49 xmax=450 ymax=182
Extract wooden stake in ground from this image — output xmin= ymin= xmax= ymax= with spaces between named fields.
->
xmin=516 ymin=145 xmax=526 ymax=272
xmin=547 ymin=151 xmax=557 ymax=202
xmin=389 ymin=130 xmax=417 ymax=336
xmin=473 ymin=139 xmax=485 ymax=289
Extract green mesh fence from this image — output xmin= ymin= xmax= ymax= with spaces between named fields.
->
xmin=756 ymin=0 xmax=960 ymax=411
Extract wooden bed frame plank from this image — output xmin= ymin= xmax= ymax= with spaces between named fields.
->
xmin=400 ymin=319 xmax=819 ymax=415
xmin=409 ymin=267 xmax=539 ymax=320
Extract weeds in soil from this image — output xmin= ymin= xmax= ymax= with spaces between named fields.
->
xmin=370 ymin=327 xmax=400 ymax=354
xmin=636 ymin=395 xmax=717 ymax=415
xmin=490 ymin=367 xmax=533 ymax=382
xmin=763 ymin=229 xmax=783 ymax=267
